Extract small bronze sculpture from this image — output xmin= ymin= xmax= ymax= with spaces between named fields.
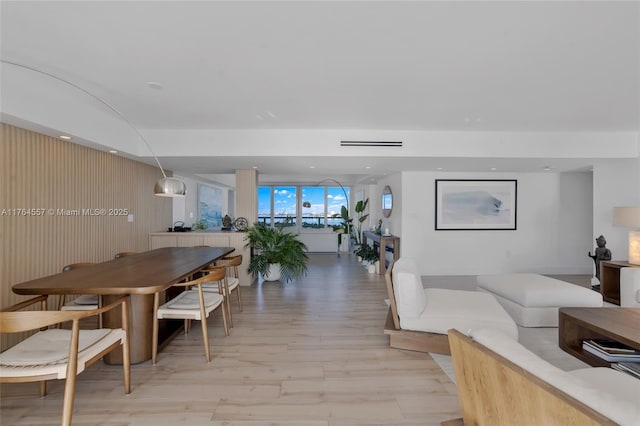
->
xmin=588 ymin=235 xmax=612 ymax=283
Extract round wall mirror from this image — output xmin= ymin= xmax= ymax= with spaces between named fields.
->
xmin=382 ymin=185 xmax=393 ymax=218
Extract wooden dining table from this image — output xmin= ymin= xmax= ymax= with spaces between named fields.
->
xmin=12 ymin=246 xmax=235 ymax=364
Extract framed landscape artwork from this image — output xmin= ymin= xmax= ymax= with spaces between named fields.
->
xmin=198 ymin=184 xmax=223 ymax=228
xmin=435 ymin=179 xmax=517 ymax=230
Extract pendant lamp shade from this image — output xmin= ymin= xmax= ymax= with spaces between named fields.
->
xmin=155 ymin=177 xmax=187 ymax=197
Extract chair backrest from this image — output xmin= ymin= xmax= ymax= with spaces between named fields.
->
xmin=215 ymin=255 xmax=242 ymax=277
xmin=62 ymin=262 xmax=94 ymax=272
xmin=114 ymin=252 xmax=136 ymax=259
xmin=203 ymin=265 xmax=226 ymax=282
xmin=384 ymin=260 xmax=400 ymax=330
xmin=448 ymin=329 xmax=616 ymax=426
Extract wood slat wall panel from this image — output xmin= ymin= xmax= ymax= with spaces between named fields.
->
xmin=1 ymin=123 xmax=172 ymax=349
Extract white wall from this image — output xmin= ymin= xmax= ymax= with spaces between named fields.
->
xmin=592 ymin=157 xmax=640 ymax=260
xmin=401 ymin=171 xmax=593 ymax=275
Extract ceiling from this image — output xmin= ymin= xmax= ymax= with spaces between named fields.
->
xmin=1 ymin=1 xmax=639 ymax=182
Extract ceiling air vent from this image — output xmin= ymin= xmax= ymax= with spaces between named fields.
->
xmin=340 ymin=141 xmax=402 ymax=147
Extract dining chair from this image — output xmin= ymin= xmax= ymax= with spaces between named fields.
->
xmin=204 ymin=256 xmax=243 ymax=328
xmin=152 ymin=267 xmax=229 ymax=364
xmin=114 ymin=252 xmax=136 ymax=259
xmin=0 ymin=295 xmax=131 ymax=426
xmin=214 ymin=254 xmax=243 ymax=312
xmin=59 ymin=263 xmax=99 ymax=320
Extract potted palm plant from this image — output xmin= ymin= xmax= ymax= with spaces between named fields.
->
xmin=244 ymin=221 xmax=309 ymax=283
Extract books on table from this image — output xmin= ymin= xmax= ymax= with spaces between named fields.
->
xmin=612 ymin=362 xmax=640 ymax=379
xmin=582 ymin=339 xmax=640 ymax=363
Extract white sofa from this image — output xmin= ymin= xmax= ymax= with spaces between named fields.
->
xmin=447 ymin=327 xmax=640 ymax=426
xmin=621 ymin=267 xmax=640 ymax=307
xmin=384 ymin=258 xmax=517 ymax=354
xmin=476 ymin=273 xmax=603 ymax=327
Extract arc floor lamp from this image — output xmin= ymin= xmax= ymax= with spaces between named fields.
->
xmin=1 ymin=59 xmax=186 ymax=197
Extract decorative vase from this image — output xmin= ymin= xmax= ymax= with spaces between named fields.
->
xmin=367 ymin=263 xmax=376 ymax=273
xmin=261 ymin=263 xmax=282 ymax=282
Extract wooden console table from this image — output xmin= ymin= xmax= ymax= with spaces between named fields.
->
xmin=600 ymin=260 xmax=638 ymax=305
xmin=362 ymin=231 xmax=400 ymax=275
xmin=558 ymin=307 xmax=640 ymax=367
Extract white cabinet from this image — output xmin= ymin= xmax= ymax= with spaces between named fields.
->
xmin=149 ymin=232 xmax=253 ymax=285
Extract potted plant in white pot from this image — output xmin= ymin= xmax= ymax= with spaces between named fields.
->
xmin=244 ymin=221 xmax=309 ymax=283
xmin=356 ymin=244 xmax=378 ymax=273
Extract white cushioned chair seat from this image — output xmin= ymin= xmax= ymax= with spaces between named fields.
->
xmin=401 ymin=289 xmax=518 ymax=340
xmin=477 ymin=273 xmax=603 ymax=308
xmin=202 ymin=278 xmax=239 ymax=294
xmin=157 ymin=289 xmax=223 ymax=320
xmin=61 ymin=294 xmax=99 ymax=311
xmin=0 ymin=328 xmax=125 ymax=379
xmin=470 ymin=328 xmax=640 ymax=426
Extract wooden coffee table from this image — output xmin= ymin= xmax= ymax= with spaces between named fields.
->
xmin=559 ymin=307 xmax=640 ymax=367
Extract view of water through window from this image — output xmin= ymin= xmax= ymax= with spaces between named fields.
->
xmin=258 ymin=185 xmax=350 ymax=229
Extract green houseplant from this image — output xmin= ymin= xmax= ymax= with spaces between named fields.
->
xmin=244 ymin=221 xmax=309 ymax=283
xmin=352 ymin=198 xmax=369 ymax=245
xmin=332 ymin=198 xmax=369 ymax=248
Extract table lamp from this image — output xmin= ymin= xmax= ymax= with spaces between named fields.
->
xmin=613 ymin=206 xmax=640 ymax=265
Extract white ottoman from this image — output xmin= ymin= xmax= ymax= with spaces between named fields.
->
xmin=476 ymin=273 xmax=603 ymax=327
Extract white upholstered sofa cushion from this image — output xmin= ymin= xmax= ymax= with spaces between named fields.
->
xmin=470 ymin=328 xmax=640 ymax=426
xmin=392 ymin=258 xmax=427 ymax=319
xmin=401 ymin=289 xmax=518 ymax=340
xmin=476 ymin=273 xmax=603 ymax=307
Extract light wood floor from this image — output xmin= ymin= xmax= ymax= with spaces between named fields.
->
xmin=1 ymin=254 xmax=460 ymax=426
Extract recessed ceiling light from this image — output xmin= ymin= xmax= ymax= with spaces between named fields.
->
xmin=543 ymin=166 xmax=553 ymax=171
xmin=59 ymin=135 xmax=71 ymax=140
xmin=365 ymin=166 xmax=371 ymax=169
xmin=146 ymin=81 xmax=164 ymax=90
xmin=490 ymin=167 xmax=497 ymax=171
xmin=436 ymin=167 xmax=444 ymax=171
xmin=109 ymin=150 xmax=118 ymax=154
xmin=309 ymin=166 xmax=315 ymax=169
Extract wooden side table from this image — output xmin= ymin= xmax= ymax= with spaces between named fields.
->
xmin=362 ymin=231 xmax=400 ymax=275
xmin=600 ymin=260 xmax=637 ymax=305
xmin=559 ymin=307 xmax=640 ymax=367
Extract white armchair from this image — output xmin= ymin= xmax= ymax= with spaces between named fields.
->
xmin=620 ymin=267 xmax=640 ymax=307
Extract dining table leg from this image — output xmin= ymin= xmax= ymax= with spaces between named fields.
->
xmin=102 ymin=293 xmax=184 ymax=364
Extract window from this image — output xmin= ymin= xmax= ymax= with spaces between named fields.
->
xmin=258 ymin=186 xmax=272 ymax=225
xmin=274 ymin=186 xmax=297 ymax=227
xmin=259 ymin=184 xmax=349 ymax=231
xmin=301 ymin=186 xmax=325 ymax=228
